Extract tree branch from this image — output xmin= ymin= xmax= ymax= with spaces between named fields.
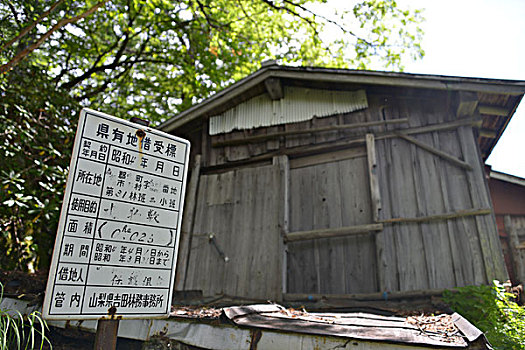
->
xmin=0 ymin=0 xmax=66 ymax=53
xmin=0 ymin=0 xmax=109 ymax=74
xmin=6 ymin=2 xmax=22 ymax=29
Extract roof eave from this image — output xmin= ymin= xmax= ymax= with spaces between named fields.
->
xmin=159 ymin=65 xmax=525 ymax=133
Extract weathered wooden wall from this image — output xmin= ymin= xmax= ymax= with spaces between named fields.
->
xmin=287 ymin=154 xmax=377 ymax=294
xmin=183 ymin=164 xmax=282 ymax=300
xmin=177 ymin=86 xmax=508 ymax=299
xmin=505 ymin=216 xmax=525 ymax=283
xmin=375 ymin=93 xmax=506 ymax=291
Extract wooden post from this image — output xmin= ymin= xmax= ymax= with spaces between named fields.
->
xmin=366 ymin=134 xmax=381 ymax=222
xmin=366 ymin=133 xmax=386 ymax=293
xmin=175 ymin=154 xmax=202 ymax=291
xmin=94 ymin=319 xmax=119 ymax=350
xmin=273 ymin=155 xmax=289 ymax=298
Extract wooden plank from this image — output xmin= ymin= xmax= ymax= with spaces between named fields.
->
xmin=213 ymin=118 xmax=409 ymax=147
xmin=388 ymin=134 xmax=429 ymax=291
xmin=505 ymin=215 xmax=524 ymax=283
xmin=266 ymin=125 xmax=280 ymax=151
xmin=374 ymin=99 xmax=405 ymax=292
xmin=408 ymin=133 xmax=455 ymax=289
xmin=289 ymin=147 xmax=366 ymax=169
xmin=202 ymin=116 xmax=482 ymax=174
xmin=314 ymin=162 xmax=343 ymax=294
xmin=378 ymin=208 xmax=491 ymax=224
xmin=338 ymin=157 xmax=377 ymax=293
xmin=184 ymin=174 xmax=211 ymax=292
xmin=312 ymin=115 xmax=340 ymax=144
xmin=201 ymin=121 xmax=210 ymax=166
xmin=478 ymin=104 xmax=509 ymax=116
xmin=274 ymin=155 xmax=290 ymax=297
xmin=283 ymin=288 xmax=446 ymax=302
xmin=250 ymin=166 xmax=282 ymax=299
xmin=479 ymin=128 xmax=498 ymax=138
xmin=288 ymin=166 xmax=318 ymax=293
xmin=224 ymin=130 xmax=250 ymax=162
xmin=366 ymin=134 xmax=381 ymax=222
xmin=406 ymin=99 xmax=456 ymax=289
xmin=433 ymin=132 xmax=464 ymax=287
xmin=437 ymin=129 xmax=484 ymax=286
xmin=396 ymin=133 xmax=472 ymax=170
xmin=212 ymin=118 xmax=408 ymax=147
xmin=374 ymin=139 xmax=396 ymax=292
xmin=458 ymin=125 xmax=508 ymax=281
xmin=377 ymin=115 xmax=482 ymax=138
xmin=175 ymin=154 xmax=202 ymax=291
xmin=285 ymin=223 xmax=384 ymax=242
xmin=284 ymin=120 xmax=312 ymax=148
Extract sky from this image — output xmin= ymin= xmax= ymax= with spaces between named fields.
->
xmin=399 ymin=0 xmax=525 ymax=179
xmin=325 ymin=0 xmax=525 ymax=178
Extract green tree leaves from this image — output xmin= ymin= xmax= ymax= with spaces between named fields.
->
xmin=443 ymin=281 xmax=525 ymax=349
xmin=0 ymin=0 xmax=424 ymax=271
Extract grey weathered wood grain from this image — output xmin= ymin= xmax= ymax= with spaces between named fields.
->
xmin=273 ymin=155 xmax=290 ymax=296
xmin=438 ymin=129 xmax=485 ymax=285
xmin=175 ymin=154 xmax=202 ymax=291
xmin=184 ymin=164 xmax=281 ymax=299
xmin=458 ymin=125 xmax=507 ymax=282
xmin=506 ymin=216 xmax=525 ymax=283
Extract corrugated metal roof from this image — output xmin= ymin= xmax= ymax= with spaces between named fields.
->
xmin=209 ymin=87 xmax=367 ymax=135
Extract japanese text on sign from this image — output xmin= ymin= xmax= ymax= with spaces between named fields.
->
xmin=43 ymin=109 xmax=190 ymax=320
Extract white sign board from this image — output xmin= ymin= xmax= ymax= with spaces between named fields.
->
xmin=43 ymin=109 xmax=190 ymax=320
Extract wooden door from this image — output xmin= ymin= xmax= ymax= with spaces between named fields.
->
xmin=184 ymin=164 xmax=282 ymax=300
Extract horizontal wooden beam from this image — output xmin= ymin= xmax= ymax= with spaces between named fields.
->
xmin=396 ymin=133 xmax=472 ymax=170
xmin=212 ymin=118 xmax=409 ymax=147
xmin=479 ymin=104 xmax=509 ymax=116
xmin=284 ymin=223 xmax=383 ymax=242
xmin=378 ymin=208 xmax=492 ymax=225
xmin=378 ymin=116 xmax=482 ymax=139
xmin=479 ymin=128 xmax=498 ymax=138
xmin=289 ymin=147 xmax=366 ymax=169
xmin=283 ymin=288 xmax=447 ymax=302
xmin=202 ymin=116 xmax=482 ymax=174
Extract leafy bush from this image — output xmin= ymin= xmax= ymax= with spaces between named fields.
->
xmin=0 ymin=283 xmax=51 ymax=349
xmin=0 ymin=64 xmax=78 ymax=271
xmin=443 ymin=280 xmax=525 ymax=349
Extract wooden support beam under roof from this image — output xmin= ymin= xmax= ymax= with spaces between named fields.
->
xmin=479 ymin=128 xmax=498 ymax=138
xmin=478 ymin=104 xmax=510 ymax=116
xmin=264 ymin=77 xmax=284 ymax=100
xmin=456 ymin=91 xmax=479 ymax=117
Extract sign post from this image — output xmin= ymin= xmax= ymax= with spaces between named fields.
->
xmin=42 ymin=109 xmax=190 ymax=348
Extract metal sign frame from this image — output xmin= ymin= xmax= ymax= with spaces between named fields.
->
xmin=43 ymin=108 xmax=190 ymax=320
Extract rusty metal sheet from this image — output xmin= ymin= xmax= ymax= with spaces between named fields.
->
xmin=223 ymin=305 xmax=469 ymax=348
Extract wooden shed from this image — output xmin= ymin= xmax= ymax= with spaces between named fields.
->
xmin=160 ymin=63 xmax=525 ymax=301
